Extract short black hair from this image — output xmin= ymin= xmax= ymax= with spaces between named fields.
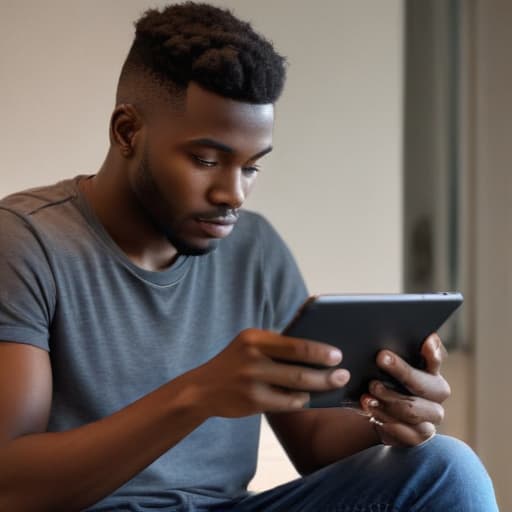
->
xmin=119 ymin=2 xmax=287 ymax=105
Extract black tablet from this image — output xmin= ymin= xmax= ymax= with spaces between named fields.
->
xmin=282 ymin=292 xmax=463 ymax=408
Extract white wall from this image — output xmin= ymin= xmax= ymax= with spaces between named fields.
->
xmin=0 ymin=0 xmax=404 ymax=491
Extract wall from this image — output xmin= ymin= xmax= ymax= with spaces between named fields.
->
xmin=473 ymin=0 xmax=512 ymax=508
xmin=0 ymin=0 xmax=404 ymax=491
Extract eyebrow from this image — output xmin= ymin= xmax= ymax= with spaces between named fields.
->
xmin=188 ymin=138 xmax=273 ymax=160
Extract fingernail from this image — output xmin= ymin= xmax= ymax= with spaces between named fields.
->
xmin=328 ymin=349 xmax=342 ymax=364
xmin=368 ymin=398 xmax=379 ymax=408
xmin=332 ymin=369 xmax=348 ymax=385
xmin=382 ymin=353 xmax=393 ymax=366
xmin=293 ymin=394 xmax=309 ymax=408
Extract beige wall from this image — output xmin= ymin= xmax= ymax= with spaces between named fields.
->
xmin=0 ymin=0 xmax=404 ymax=491
xmin=473 ymin=0 xmax=512 ymax=508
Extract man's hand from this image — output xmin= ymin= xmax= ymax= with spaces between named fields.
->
xmin=360 ymin=333 xmax=451 ymax=446
xmin=190 ymin=328 xmax=350 ymax=418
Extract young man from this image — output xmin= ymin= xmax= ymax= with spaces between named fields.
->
xmin=0 ymin=3 xmax=498 ymax=511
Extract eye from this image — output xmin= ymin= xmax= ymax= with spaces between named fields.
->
xmin=242 ymin=165 xmax=261 ymax=176
xmin=191 ymin=155 xmax=217 ymax=167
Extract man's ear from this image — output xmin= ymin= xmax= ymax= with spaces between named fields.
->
xmin=110 ymin=104 xmax=143 ymax=158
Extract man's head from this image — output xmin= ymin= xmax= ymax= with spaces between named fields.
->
xmin=109 ymin=2 xmax=286 ymax=256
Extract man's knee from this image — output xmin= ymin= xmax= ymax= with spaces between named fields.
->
xmin=418 ymin=434 xmax=489 ymax=479
xmin=400 ymin=434 xmax=498 ymax=510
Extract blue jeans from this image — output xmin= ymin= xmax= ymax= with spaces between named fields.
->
xmin=204 ymin=435 xmax=498 ymax=511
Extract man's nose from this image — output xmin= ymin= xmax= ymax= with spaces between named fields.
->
xmin=207 ymin=169 xmax=245 ymax=209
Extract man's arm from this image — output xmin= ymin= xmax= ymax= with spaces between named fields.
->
xmin=267 ymin=333 xmax=451 ymax=475
xmin=267 ymin=407 xmax=380 ymax=475
xmin=0 ymin=342 xmax=209 ymax=512
xmin=0 ymin=329 xmax=349 ymax=512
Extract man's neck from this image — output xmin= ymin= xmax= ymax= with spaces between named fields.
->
xmin=80 ymin=158 xmax=178 ymax=272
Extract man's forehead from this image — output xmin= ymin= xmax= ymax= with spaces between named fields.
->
xmin=148 ymin=82 xmax=274 ymax=152
xmin=183 ymin=82 xmax=274 ymax=125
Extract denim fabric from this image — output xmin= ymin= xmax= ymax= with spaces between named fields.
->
xmin=201 ymin=435 xmax=498 ymax=512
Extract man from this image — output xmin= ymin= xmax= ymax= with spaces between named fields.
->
xmin=0 ymin=2 xmax=498 ymax=511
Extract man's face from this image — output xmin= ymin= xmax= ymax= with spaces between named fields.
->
xmin=130 ymin=83 xmax=274 ymax=256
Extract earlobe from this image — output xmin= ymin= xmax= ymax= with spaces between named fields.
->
xmin=110 ymin=103 xmax=142 ymax=158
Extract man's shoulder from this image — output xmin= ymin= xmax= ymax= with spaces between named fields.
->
xmin=0 ymin=176 xmax=79 ymax=219
xmin=0 ymin=176 xmax=87 ymax=255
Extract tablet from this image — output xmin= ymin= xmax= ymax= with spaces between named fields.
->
xmin=282 ymin=292 xmax=463 ymax=408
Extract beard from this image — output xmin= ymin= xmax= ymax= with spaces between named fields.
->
xmin=132 ymin=149 xmax=220 ymax=256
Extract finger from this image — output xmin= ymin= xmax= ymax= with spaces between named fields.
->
xmin=242 ymin=329 xmax=343 ymax=367
xmin=375 ymin=419 xmax=437 ymax=447
xmin=376 ymin=351 xmax=451 ymax=402
xmin=421 ymin=333 xmax=448 ymax=375
xmin=360 ymin=393 xmax=379 ymax=414
xmin=255 ymin=358 xmax=350 ymax=392
xmin=255 ymin=384 xmax=311 ymax=412
xmin=365 ymin=384 xmax=445 ymax=426
xmin=360 ymin=402 xmax=437 ymax=446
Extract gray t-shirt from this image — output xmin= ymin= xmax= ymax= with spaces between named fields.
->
xmin=0 ymin=176 xmax=308 ymax=510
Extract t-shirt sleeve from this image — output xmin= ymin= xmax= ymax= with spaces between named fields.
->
xmin=0 ymin=208 xmax=55 ymax=350
xmin=258 ymin=215 xmax=309 ymax=332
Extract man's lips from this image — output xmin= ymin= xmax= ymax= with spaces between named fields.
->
xmin=195 ymin=215 xmax=238 ymax=238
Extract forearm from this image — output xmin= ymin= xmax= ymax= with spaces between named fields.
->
xmin=306 ymin=408 xmax=381 ymax=472
xmin=0 ymin=373 xmax=207 ymax=512
xmin=268 ymin=408 xmax=380 ymax=476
